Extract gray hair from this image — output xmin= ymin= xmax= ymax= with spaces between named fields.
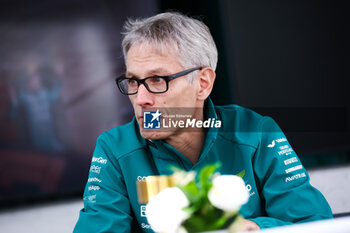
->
xmin=121 ymin=12 xmax=218 ymax=76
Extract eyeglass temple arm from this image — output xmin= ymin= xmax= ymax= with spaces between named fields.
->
xmin=167 ymin=67 xmax=202 ymax=80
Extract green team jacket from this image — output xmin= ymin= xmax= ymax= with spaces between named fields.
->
xmin=74 ymin=99 xmax=332 ymax=232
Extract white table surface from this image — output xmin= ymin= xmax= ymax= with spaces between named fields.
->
xmin=250 ymin=216 xmax=350 ymax=233
xmin=205 ymin=216 xmax=350 ymax=233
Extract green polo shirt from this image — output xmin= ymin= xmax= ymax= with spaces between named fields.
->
xmin=74 ymin=98 xmax=332 ymax=232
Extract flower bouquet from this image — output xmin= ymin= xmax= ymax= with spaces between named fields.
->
xmin=144 ymin=164 xmax=249 ymax=233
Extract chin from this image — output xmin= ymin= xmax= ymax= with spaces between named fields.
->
xmin=140 ymin=130 xmax=169 ymax=140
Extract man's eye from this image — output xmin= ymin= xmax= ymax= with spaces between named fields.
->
xmin=127 ymin=79 xmax=138 ymax=85
xmin=148 ymin=77 xmax=165 ymax=84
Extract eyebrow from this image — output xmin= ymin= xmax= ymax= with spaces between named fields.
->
xmin=126 ymin=68 xmax=172 ymax=79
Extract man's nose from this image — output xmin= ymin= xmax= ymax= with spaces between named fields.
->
xmin=135 ymin=84 xmax=154 ymax=107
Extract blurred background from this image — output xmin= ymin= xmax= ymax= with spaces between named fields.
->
xmin=0 ymin=0 xmax=349 ymax=232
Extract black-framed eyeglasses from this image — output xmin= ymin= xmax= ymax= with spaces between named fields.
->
xmin=115 ymin=67 xmax=202 ymax=95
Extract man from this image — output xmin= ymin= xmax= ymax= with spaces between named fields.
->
xmin=74 ymin=12 xmax=332 ymax=232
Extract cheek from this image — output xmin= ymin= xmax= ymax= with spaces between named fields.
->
xmin=160 ymin=81 xmax=197 ymax=106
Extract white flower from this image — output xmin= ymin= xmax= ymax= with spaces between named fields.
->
xmin=172 ymin=170 xmax=196 ymax=187
xmin=146 ymin=187 xmax=190 ymax=233
xmin=208 ymin=175 xmax=249 ymax=212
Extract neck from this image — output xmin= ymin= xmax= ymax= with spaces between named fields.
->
xmin=165 ymin=129 xmax=205 ymax=164
xmin=164 ymin=108 xmax=206 ymax=164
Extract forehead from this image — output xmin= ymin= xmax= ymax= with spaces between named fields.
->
xmin=125 ymin=43 xmax=182 ymax=74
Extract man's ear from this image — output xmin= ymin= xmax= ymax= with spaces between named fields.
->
xmin=197 ymin=67 xmax=216 ymax=101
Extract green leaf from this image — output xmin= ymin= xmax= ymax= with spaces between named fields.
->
xmin=183 ymin=206 xmax=228 ymax=232
xmin=183 ymin=205 xmax=200 ymax=216
xmin=198 ymin=163 xmax=221 ymax=192
xmin=236 ymin=169 xmax=245 ymax=178
xmin=183 ymin=214 xmax=208 ymax=232
xmin=210 ymin=216 xmax=229 ymax=230
xmin=184 ymin=181 xmax=199 ymax=195
xmin=180 ymin=181 xmax=201 ymax=204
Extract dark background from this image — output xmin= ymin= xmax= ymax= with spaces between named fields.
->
xmin=0 ymin=0 xmax=349 ymax=207
xmin=160 ymin=0 xmax=350 ymax=162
